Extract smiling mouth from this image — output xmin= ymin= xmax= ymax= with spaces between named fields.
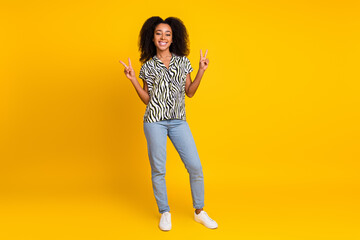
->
xmin=159 ymin=41 xmax=167 ymax=46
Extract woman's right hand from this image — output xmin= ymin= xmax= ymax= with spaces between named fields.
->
xmin=119 ymin=58 xmax=136 ymax=81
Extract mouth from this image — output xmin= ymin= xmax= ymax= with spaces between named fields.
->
xmin=158 ymin=41 xmax=167 ymax=46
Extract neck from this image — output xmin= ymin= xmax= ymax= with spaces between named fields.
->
xmin=156 ymin=49 xmax=172 ymax=59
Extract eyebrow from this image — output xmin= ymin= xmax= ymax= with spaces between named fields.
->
xmin=156 ymin=30 xmax=171 ymax=33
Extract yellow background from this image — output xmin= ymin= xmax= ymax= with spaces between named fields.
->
xmin=1 ymin=0 xmax=359 ymax=239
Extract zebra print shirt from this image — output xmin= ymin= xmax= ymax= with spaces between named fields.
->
xmin=139 ymin=53 xmax=194 ymax=123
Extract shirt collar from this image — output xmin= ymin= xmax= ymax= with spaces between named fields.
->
xmin=153 ymin=52 xmax=177 ymax=66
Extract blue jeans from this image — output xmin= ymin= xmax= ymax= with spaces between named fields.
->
xmin=143 ymin=119 xmax=204 ymax=213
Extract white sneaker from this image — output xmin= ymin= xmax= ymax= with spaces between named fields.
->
xmin=194 ymin=211 xmax=218 ymax=229
xmin=159 ymin=212 xmax=171 ymax=231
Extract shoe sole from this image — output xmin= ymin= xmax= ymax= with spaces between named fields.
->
xmin=159 ymin=227 xmax=171 ymax=231
xmin=194 ymin=217 xmax=218 ymax=229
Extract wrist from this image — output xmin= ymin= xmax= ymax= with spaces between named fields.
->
xmin=198 ymin=69 xmax=205 ymax=74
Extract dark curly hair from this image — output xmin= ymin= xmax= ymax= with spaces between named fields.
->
xmin=138 ymin=16 xmax=190 ymax=63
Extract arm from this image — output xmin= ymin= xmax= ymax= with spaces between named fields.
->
xmin=119 ymin=57 xmax=150 ymax=105
xmin=185 ymin=70 xmax=205 ymax=98
xmin=185 ymin=49 xmax=209 ymax=98
xmin=130 ymin=77 xmax=149 ymax=105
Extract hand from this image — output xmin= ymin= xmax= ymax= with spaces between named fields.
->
xmin=199 ymin=49 xmax=209 ymax=71
xmin=119 ymin=57 xmax=136 ymax=81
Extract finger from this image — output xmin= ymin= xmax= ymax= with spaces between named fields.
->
xmin=128 ymin=57 xmax=132 ymax=67
xmin=204 ymin=49 xmax=208 ymax=58
xmin=119 ymin=60 xmax=127 ymax=68
xmin=200 ymin=49 xmax=203 ymax=59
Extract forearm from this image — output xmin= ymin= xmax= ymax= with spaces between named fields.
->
xmin=187 ymin=69 xmax=205 ymax=97
xmin=130 ymin=77 xmax=150 ymax=104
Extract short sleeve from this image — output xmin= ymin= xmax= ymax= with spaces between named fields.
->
xmin=184 ymin=56 xmax=193 ymax=75
xmin=139 ymin=63 xmax=147 ymax=81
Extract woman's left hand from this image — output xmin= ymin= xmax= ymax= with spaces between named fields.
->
xmin=199 ymin=49 xmax=209 ymax=71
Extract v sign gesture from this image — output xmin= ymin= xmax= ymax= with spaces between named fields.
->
xmin=119 ymin=57 xmax=136 ymax=81
xmin=119 ymin=57 xmax=149 ymax=104
xmin=185 ymin=49 xmax=209 ymax=98
xmin=199 ymin=49 xmax=209 ymax=71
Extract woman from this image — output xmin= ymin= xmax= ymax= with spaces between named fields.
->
xmin=119 ymin=16 xmax=217 ymax=231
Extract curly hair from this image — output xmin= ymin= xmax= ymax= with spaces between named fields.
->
xmin=138 ymin=16 xmax=190 ymax=63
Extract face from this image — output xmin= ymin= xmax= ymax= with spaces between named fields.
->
xmin=153 ymin=23 xmax=172 ymax=51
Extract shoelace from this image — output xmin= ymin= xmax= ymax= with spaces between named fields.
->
xmin=201 ymin=211 xmax=215 ymax=222
xmin=162 ymin=213 xmax=171 ymax=223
